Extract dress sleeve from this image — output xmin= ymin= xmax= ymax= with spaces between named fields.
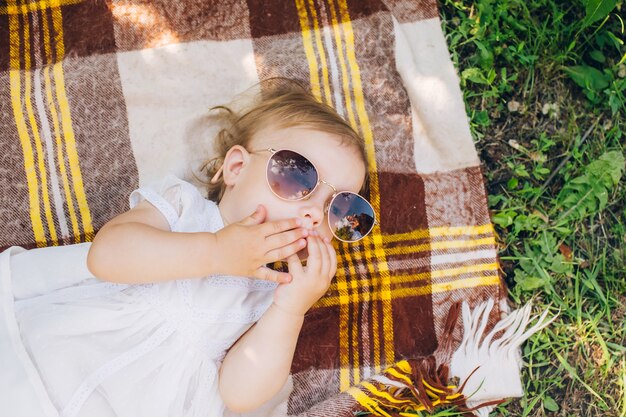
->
xmin=128 ymin=175 xmax=206 ymax=231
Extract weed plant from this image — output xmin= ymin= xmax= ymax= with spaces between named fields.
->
xmin=435 ymin=0 xmax=626 ymax=416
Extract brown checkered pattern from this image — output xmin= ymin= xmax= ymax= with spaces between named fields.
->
xmin=0 ymin=0 xmax=505 ymax=414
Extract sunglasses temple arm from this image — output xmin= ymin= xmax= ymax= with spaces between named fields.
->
xmin=210 ymin=166 xmax=224 ymax=184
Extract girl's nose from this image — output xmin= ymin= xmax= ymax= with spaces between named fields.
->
xmin=299 ymin=204 xmax=324 ymax=229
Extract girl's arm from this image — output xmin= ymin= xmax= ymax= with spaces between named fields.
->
xmin=218 ymin=303 xmax=304 ymax=412
xmin=87 ymin=200 xmax=217 ymax=283
xmin=87 ymin=201 xmax=307 ymax=284
xmin=219 ymin=234 xmax=336 ymax=412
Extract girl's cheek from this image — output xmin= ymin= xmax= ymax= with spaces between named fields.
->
xmin=316 ymin=224 xmax=333 ymax=242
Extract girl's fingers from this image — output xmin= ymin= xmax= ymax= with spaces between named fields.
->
xmin=255 ymin=266 xmax=292 ymax=284
xmin=318 ymin=236 xmax=330 ymax=277
xmin=264 ymin=227 xmax=308 ymax=250
xmin=286 ymin=253 xmax=304 ymax=275
xmin=264 ymin=238 xmax=306 ymax=263
xmin=239 ymin=204 xmax=267 ymax=226
xmin=261 ymin=218 xmax=302 ymax=237
xmin=326 ymin=240 xmax=337 ymax=278
xmin=306 ymin=236 xmax=322 ymax=275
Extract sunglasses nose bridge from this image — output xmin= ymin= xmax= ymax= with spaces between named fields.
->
xmin=318 ymin=179 xmax=337 ymax=194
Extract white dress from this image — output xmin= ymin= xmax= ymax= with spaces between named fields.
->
xmin=0 ymin=175 xmax=277 ymax=417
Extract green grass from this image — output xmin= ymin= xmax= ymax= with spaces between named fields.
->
xmin=438 ymin=0 xmax=626 ymax=416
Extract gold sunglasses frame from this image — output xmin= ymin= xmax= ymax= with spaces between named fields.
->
xmin=251 ymin=148 xmax=377 ymax=243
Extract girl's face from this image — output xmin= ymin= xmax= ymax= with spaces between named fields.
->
xmin=218 ymin=126 xmax=367 ymax=241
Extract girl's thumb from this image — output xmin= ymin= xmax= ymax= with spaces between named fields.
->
xmin=241 ymin=204 xmax=266 ymax=225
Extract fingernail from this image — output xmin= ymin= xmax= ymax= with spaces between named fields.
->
xmin=295 ymin=218 xmax=302 ymax=226
xmin=302 ymin=229 xmax=308 ymax=237
xmin=324 ymin=237 xmax=331 ymax=243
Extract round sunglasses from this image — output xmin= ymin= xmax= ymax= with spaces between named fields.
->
xmin=251 ymin=148 xmax=377 ymax=243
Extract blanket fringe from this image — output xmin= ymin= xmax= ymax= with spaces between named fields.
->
xmin=450 ymin=299 xmax=557 ymax=416
xmin=348 ymin=300 xmax=556 ymax=416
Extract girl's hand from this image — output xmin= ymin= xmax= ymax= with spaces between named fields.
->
xmin=212 ymin=205 xmax=309 ymax=283
xmin=273 ymin=233 xmax=337 ymax=316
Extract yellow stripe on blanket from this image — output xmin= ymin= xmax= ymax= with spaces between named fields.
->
xmin=8 ymin=1 xmax=94 ymax=245
xmin=295 ymin=0 xmax=323 ymax=102
xmin=335 ymin=224 xmax=497 ymax=276
xmin=317 ymin=274 xmax=501 ymax=307
xmin=41 ymin=5 xmax=81 ymax=242
xmin=296 ymin=0 xmax=353 ymax=388
xmin=383 ymin=223 xmax=495 ymax=244
xmin=0 ymin=0 xmax=82 ymax=15
xmin=335 ymin=236 xmax=497 ymax=269
xmin=361 ymin=381 xmax=412 ymax=406
xmin=307 ymin=0 xmax=333 ymax=105
xmin=22 ymin=2 xmax=59 ymax=246
xmin=331 ymin=0 xmax=365 ymax=388
xmin=330 ymin=262 xmax=499 ymax=298
xmin=8 ymin=2 xmax=48 ymax=247
xmin=315 ymin=5 xmax=362 ymax=387
xmin=348 ymin=386 xmax=395 ymax=417
xmin=296 ymin=0 xmax=380 ymax=389
xmin=51 ymin=6 xmax=95 ymax=242
xmin=336 ymin=0 xmax=394 ymax=380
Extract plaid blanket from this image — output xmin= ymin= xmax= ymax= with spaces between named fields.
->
xmin=0 ymin=0 xmax=523 ymax=415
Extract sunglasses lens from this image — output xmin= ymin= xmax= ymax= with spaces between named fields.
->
xmin=328 ymin=192 xmax=375 ymax=242
xmin=267 ymin=150 xmax=318 ymax=200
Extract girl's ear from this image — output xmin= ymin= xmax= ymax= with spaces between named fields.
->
xmin=221 ymin=145 xmax=251 ymax=186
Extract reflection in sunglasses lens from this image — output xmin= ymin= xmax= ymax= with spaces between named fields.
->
xmin=328 ymin=192 xmax=375 ymax=242
xmin=267 ymin=150 xmax=318 ymax=200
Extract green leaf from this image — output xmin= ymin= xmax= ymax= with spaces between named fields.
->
xmin=474 ymin=40 xmax=495 ymax=70
xmin=581 ymin=0 xmax=618 ymax=27
xmin=507 ymin=177 xmax=519 ymax=189
xmin=590 ymin=50 xmax=606 ymax=63
xmin=493 ymin=210 xmax=517 ymax=227
xmin=583 ymin=279 xmax=597 ymax=293
xmin=462 ymin=68 xmax=489 ymax=85
xmin=543 ymin=395 xmax=559 ymax=412
xmin=584 ymin=269 xmax=608 ymax=304
xmin=563 ymin=65 xmax=611 ymax=92
xmin=488 ymin=194 xmax=505 ymax=207
xmin=473 ymin=110 xmax=490 ymax=126
xmin=513 ymin=164 xmax=530 ymax=178
xmin=514 ymin=271 xmax=546 ymax=291
xmin=587 ymin=151 xmax=625 ymax=185
xmin=550 ymin=254 xmax=572 ymax=274
xmin=609 ymin=91 xmax=622 ymax=115
xmin=555 ymin=151 xmax=625 ymax=221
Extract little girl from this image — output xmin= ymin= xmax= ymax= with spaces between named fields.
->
xmin=1 ymin=81 xmax=376 ymax=416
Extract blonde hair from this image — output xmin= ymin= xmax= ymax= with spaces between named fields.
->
xmin=199 ymin=79 xmax=369 ymax=203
